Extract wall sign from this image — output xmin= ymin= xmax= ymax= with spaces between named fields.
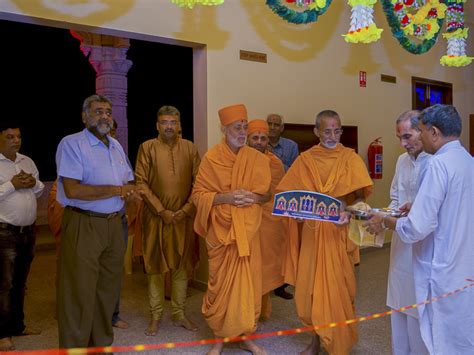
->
xmin=359 ymin=71 xmax=366 ymax=87
xmin=240 ymin=50 xmax=267 ymax=63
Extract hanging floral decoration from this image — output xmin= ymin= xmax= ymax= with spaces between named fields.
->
xmin=380 ymin=0 xmax=446 ymax=54
xmin=440 ymin=0 xmax=473 ymax=67
xmin=343 ymin=0 xmax=384 ymax=44
xmin=171 ymin=0 xmax=224 ymax=9
xmin=393 ymin=0 xmax=446 ymax=40
xmin=265 ymin=0 xmax=333 ymax=25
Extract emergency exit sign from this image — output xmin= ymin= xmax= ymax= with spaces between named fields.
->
xmin=359 ymin=71 xmax=367 ymax=87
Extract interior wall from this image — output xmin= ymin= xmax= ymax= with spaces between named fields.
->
xmin=1 ymin=1 xmax=472 ymax=201
xmin=2 ymin=0 xmax=473 ymax=283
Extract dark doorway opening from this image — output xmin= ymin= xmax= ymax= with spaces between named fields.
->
xmin=126 ymin=40 xmax=193 ymax=168
xmin=0 ymin=19 xmax=194 ymax=179
xmin=1 ymin=19 xmax=96 ymax=181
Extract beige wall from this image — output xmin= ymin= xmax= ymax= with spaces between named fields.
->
xmin=2 ymin=0 xmax=473 ymax=282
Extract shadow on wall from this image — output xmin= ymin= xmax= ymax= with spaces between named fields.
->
xmin=342 ymin=42 xmax=383 ymax=76
xmin=241 ymin=0 xmax=343 ymax=62
xmin=11 ymin=0 xmax=135 ymax=25
xmin=174 ymin=6 xmax=230 ymax=50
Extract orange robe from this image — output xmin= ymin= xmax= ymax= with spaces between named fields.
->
xmin=127 ymin=200 xmax=144 ymax=258
xmin=47 ymin=180 xmax=63 ymax=255
xmin=192 ymin=142 xmax=271 ymax=337
xmin=260 ymin=152 xmax=286 ymax=319
xmin=277 ymin=144 xmax=372 ymax=355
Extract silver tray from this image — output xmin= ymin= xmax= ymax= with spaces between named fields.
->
xmin=347 ymin=208 xmax=407 ymax=220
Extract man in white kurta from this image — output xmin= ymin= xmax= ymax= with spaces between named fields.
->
xmin=388 ymin=111 xmax=430 ymax=355
xmin=366 ymin=104 xmax=474 ymax=355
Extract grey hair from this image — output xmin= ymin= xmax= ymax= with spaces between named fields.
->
xmin=419 ymin=104 xmax=462 ymax=137
xmin=157 ymin=105 xmax=181 ymax=121
xmin=266 ymin=113 xmax=285 ymax=125
xmin=82 ymin=94 xmax=112 ymax=115
xmin=396 ymin=110 xmax=421 ymax=130
xmin=315 ymin=110 xmax=340 ymax=129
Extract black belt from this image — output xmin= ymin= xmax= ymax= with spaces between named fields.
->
xmin=67 ymin=206 xmax=120 ymax=219
xmin=0 ymin=223 xmax=34 ymax=234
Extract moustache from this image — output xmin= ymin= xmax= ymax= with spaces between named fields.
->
xmin=98 ymin=120 xmax=112 ymax=126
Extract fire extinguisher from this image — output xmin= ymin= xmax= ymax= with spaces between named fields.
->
xmin=368 ymin=137 xmax=383 ymax=179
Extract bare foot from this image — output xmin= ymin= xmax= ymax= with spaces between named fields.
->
xmin=206 ymin=342 xmax=223 ymax=355
xmin=17 ymin=326 xmax=41 ymax=336
xmin=240 ymin=339 xmax=268 ymax=355
xmin=173 ymin=317 xmax=199 ymax=331
xmin=299 ymin=335 xmax=320 ymax=355
xmin=0 ymin=337 xmax=15 ymax=351
xmin=144 ymin=319 xmax=160 ymax=336
xmin=113 ymin=319 xmax=129 ymax=329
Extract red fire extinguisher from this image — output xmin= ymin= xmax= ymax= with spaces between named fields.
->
xmin=368 ymin=137 xmax=383 ymax=179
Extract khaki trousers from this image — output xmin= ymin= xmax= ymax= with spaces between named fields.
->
xmin=147 ymin=269 xmax=187 ymax=321
xmin=57 ymin=208 xmax=125 ymax=348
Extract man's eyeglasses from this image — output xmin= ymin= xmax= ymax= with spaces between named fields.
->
xmin=321 ymin=129 xmax=343 ymax=137
xmin=93 ymin=109 xmax=112 ymax=117
xmin=158 ymin=120 xmax=179 ymax=126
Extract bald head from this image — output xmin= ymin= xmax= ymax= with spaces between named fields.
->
xmin=267 ymin=113 xmax=284 ymax=141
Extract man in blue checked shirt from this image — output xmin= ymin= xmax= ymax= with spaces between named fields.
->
xmin=55 ymin=95 xmax=141 ymax=349
xmin=267 ymin=113 xmax=299 ymax=172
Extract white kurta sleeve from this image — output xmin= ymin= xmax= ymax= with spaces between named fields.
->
xmin=396 ymin=159 xmax=446 ymax=243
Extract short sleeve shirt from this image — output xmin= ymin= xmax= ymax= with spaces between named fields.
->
xmin=56 ymin=128 xmax=134 ymax=213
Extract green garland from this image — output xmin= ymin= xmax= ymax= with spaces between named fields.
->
xmin=265 ymin=0 xmax=332 ymax=25
xmin=380 ymin=0 xmax=444 ymax=54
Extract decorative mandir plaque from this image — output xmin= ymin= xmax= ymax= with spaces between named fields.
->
xmin=272 ymin=190 xmax=342 ymax=222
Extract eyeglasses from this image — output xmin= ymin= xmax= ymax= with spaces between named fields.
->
xmin=158 ymin=120 xmax=179 ymax=126
xmin=321 ymin=129 xmax=343 ymax=137
xmin=93 ymin=109 xmax=112 ymax=117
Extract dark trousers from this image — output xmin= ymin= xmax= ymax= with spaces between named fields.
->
xmin=112 ymin=211 xmax=128 ymax=324
xmin=0 ymin=229 xmax=35 ymax=339
xmin=57 ymin=208 xmax=125 ymax=348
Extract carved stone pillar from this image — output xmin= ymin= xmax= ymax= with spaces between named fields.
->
xmin=71 ymin=31 xmax=132 ymax=153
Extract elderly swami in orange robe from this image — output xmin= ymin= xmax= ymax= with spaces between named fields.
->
xmin=192 ymin=105 xmax=271 ymax=355
xmin=246 ymin=119 xmax=287 ymax=321
xmin=277 ymin=110 xmax=372 ymax=355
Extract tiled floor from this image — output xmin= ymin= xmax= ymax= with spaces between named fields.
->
xmin=13 ymin=237 xmax=392 ymax=354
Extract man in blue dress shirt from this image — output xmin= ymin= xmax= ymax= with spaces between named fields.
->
xmin=267 ymin=113 xmax=299 ymax=171
xmin=366 ymin=104 xmax=473 ymax=355
xmin=55 ymin=95 xmax=140 ymax=348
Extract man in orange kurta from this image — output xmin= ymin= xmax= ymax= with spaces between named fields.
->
xmin=246 ymin=119 xmax=287 ymax=321
xmin=277 ymin=110 xmax=372 ymax=355
xmin=192 ymin=105 xmax=271 ymax=355
xmin=135 ymin=106 xmax=201 ymax=336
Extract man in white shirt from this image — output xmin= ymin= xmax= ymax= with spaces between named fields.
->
xmin=388 ymin=110 xmax=430 ymax=355
xmin=0 ymin=121 xmax=44 ymax=351
xmin=366 ymin=104 xmax=474 ymax=354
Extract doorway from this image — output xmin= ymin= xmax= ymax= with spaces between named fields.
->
xmin=0 ymin=18 xmax=207 ymax=177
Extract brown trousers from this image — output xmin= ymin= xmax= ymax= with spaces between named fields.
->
xmin=57 ymin=208 xmax=125 ymax=348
